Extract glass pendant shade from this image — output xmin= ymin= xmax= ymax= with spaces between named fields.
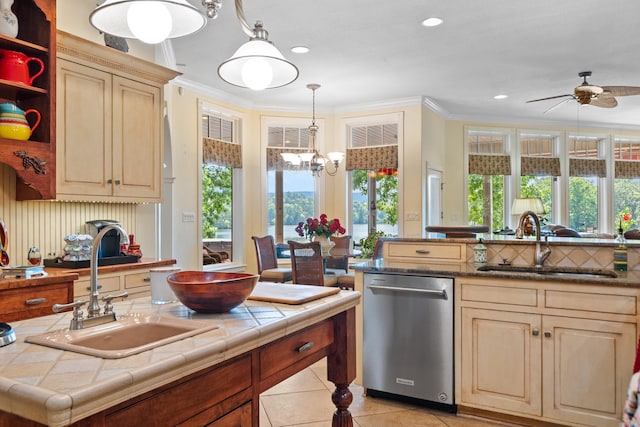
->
xmin=218 ymin=39 xmax=299 ymax=90
xmin=90 ymin=0 xmax=207 ymax=44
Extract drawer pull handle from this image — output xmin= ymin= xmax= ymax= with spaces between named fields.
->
xmin=144 ymin=277 xmax=151 ymax=282
xmin=297 ymin=342 xmax=314 ymax=353
xmin=25 ymin=297 xmax=46 ymax=305
xmin=544 ymin=331 xmax=552 ymax=338
xmin=86 ymin=284 xmax=102 ymax=291
xmin=415 ymin=249 xmax=431 ymax=254
xmin=532 ymin=328 xmax=539 ymax=336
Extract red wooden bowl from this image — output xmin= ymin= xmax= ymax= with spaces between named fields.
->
xmin=167 ymin=271 xmax=259 ymax=313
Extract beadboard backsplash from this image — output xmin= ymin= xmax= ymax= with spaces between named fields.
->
xmin=0 ymin=164 xmax=137 ymax=265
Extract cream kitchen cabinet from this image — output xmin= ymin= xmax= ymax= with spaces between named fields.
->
xmin=55 ymin=31 xmax=179 ymax=203
xmin=456 ymin=277 xmax=637 ymax=427
xmin=73 ymin=266 xmax=153 ymax=301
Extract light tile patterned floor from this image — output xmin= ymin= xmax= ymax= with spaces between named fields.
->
xmin=260 ymin=358 xmax=522 ymax=427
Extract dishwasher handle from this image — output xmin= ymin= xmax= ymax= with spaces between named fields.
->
xmin=367 ymin=284 xmax=448 ymax=299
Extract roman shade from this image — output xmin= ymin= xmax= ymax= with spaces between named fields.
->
xmin=615 ymin=161 xmax=640 ymax=179
xmin=468 ymin=154 xmax=511 ymax=175
xmin=569 ymin=158 xmax=606 ymax=177
xmin=521 ymin=156 xmax=561 ymax=176
xmin=345 ymin=145 xmax=398 ymax=171
xmin=203 ymin=138 xmax=242 ymax=168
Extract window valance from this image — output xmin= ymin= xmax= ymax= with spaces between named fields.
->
xmin=520 ymin=156 xmax=561 ymax=176
xmin=615 ymin=160 xmax=640 ymax=179
xmin=345 ymin=145 xmax=398 ymax=171
xmin=203 ymin=138 xmax=242 ymax=168
xmin=569 ymin=158 xmax=606 ymax=177
xmin=468 ymin=154 xmax=511 ymax=175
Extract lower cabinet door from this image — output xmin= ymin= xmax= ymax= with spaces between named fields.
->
xmin=206 ymin=403 xmax=252 ymax=427
xmin=460 ymin=307 xmax=542 ymax=416
xmin=542 ymin=316 xmax=636 ymax=427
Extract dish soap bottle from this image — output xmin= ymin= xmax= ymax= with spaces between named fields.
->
xmin=614 ymin=221 xmax=628 ymax=271
xmin=474 ymin=238 xmax=488 ymax=264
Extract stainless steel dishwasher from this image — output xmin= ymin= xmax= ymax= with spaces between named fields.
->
xmin=363 ymin=272 xmax=454 ymax=409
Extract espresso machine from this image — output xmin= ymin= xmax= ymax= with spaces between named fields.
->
xmin=86 ymin=220 xmax=123 ymax=258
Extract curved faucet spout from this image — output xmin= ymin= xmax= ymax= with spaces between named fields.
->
xmin=515 ymin=210 xmax=551 ymax=267
xmin=88 ymin=224 xmax=129 ymax=318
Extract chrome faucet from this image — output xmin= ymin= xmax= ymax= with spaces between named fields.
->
xmin=515 ymin=210 xmax=551 ymax=267
xmin=88 ymin=224 xmax=130 ymax=317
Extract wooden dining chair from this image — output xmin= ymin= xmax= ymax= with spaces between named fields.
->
xmin=251 ymin=235 xmax=293 ymax=283
xmin=288 ymin=240 xmax=338 ymax=287
xmin=325 ymin=235 xmax=352 ymax=273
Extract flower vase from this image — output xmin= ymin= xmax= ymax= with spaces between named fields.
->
xmin=0 ymin=0 xmax=18 ymax=38
xmin=314 ymin=235 xmax=335 ymax=256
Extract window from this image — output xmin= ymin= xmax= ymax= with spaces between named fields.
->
xmin=567 ymin=135 xmax=606 ymax=232
xmin=346 ymin=120 xmax=399 ymax=244
xmin=518 ymin=132 xmax=561 ymax=223
xmin=614 ymin=138 xmax=640 ymax=230
xmin=266 ymin=123 xmax=316 ymax=243
xmin=466 ymin=128 xmax=513 ymax=231
xmin=201 ymin=111 xmax=239 ymax=263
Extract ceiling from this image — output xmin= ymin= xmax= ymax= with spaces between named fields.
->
xmin=169 ymin=0 xmax=640 ymax=130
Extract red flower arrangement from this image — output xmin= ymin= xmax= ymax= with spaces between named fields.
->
xmin=295 ymin=213 xmax=346 ymax=239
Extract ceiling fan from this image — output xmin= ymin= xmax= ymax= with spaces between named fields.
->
xmin=526 ymin=71 xmax=640 ymax=112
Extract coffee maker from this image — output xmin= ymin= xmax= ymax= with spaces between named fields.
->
xmin=86 ymin=220 xmax=123 ymax=258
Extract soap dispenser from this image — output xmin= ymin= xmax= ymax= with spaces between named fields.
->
xmin=474 ymin=238 xmax=488 ymax=264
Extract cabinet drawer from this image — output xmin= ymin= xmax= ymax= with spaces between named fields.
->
xmin=545 ymin=289 xmax=637 ymax=315
xmin=0 ymin=283 xmax=72 ymax=321
xmin=74 ymin=276 xmax=121 ymax=298
xmin=386 ymin=242 xmax=466 ymax=262
xmin=260 ymin=319 xmax=334 ymax=380
xmin=460 ymin=282 xmax=538 ymax=307
xmin=124 ymin=271 xmax=151 ymax=290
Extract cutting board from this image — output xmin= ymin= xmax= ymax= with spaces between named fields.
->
xmin=248 ymin=282 xmax=340 ymax=305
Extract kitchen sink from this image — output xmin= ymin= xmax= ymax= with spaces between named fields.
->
xmin=25 ymin=314 xmax=219 ymax=359
xmin=476 ymin=264 xmax=618 ymax=279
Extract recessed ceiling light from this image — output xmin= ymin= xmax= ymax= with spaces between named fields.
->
xmin=494 ymin=94 xmax=508 ymax=100
xmin=421 ymin=17 xmax=443 ymax=27
xmin=291 ymin=46 xmax=309 ymax=54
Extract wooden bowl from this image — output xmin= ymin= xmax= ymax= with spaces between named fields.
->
xmin=166 ymin=271 xmax=259 ymax=313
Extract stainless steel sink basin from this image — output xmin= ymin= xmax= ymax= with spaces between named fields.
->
xmin=476 ymin=264 xmax=618 ymax=279
xmin=25 ymin=314 xmax=219 ymax=358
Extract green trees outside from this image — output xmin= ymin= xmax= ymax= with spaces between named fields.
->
xmin=202 ymin=164 xmax=232 ymax=238
xmin=352 ymin=170 xmax=398 ymax=226
xmin=266 ymin=192 xmax=315 ymax=226
xmin=568 ymin=177 xmax=598 ymax=231
xmin=467 ymin=174 xmax=504 ymax=231
xmin=614 ymin=179 xmax=640 ymax=230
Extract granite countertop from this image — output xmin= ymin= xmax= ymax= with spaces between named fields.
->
xmin=0 ymin=290 xmax=360 ymax=426
xmin=353 ymin=259 xmax=640 ymax=287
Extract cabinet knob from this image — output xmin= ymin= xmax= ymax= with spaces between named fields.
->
xmin=107 ymin=179 xmax=113 ymax=184
xmin=544 ymin=331 xmax=552 ymax=338
xmin=532 ymin=328 xmax=539 ymax=336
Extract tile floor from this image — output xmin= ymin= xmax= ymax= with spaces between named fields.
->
xmin=259 ymin=358 xmax=521 ymax=427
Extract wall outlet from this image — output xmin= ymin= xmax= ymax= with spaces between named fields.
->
xmin=406 ymin=212 xmax=420 ymax=221
xmin=182 ymin=212 xmax=196 ymax=223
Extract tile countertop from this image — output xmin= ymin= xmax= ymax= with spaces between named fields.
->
xmin=353 ymin=259 xmax=640 ymax=287
xmin=0 ymin=290 xmax=361 ymax=426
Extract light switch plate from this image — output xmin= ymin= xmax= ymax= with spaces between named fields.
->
xmin=182 ymin=212 xmax=196 ymax=223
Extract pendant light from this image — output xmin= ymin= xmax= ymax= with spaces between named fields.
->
xmin=90 ymin=0 xmax=210 ymax=45
xmin=281 ymin=84 xmax=344 ymax=176
xmin=217 ymin=0 xmax=298 ymax=90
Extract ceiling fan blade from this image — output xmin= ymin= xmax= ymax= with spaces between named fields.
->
xmin=590 ymin=93 xmax=618 ymax=108
xmin=526 ymin=94 xmax=574 ymax=103
xmin=543 ymin=97 xmax=574 ymax=114
xmin=601 ymin=86 xmax=640 ymax=97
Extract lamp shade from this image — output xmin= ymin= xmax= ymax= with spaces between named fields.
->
xmin=218 ymin=39 xmax=299 ymax=90
xmin=512 ymin=197 xmax=546 ymax=215
xmin=90 ymin=0 xmax=207 ymax=44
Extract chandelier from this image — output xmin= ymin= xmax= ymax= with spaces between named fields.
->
xmin=281 ymin=84 xmax=344 ymax=177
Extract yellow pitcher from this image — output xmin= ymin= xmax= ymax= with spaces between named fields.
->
xmin=0 ymin=102 xmax=40 ymax=141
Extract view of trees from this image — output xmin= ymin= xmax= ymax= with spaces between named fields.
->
xmin=202 ymin=164 xmax=232 ymax=238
